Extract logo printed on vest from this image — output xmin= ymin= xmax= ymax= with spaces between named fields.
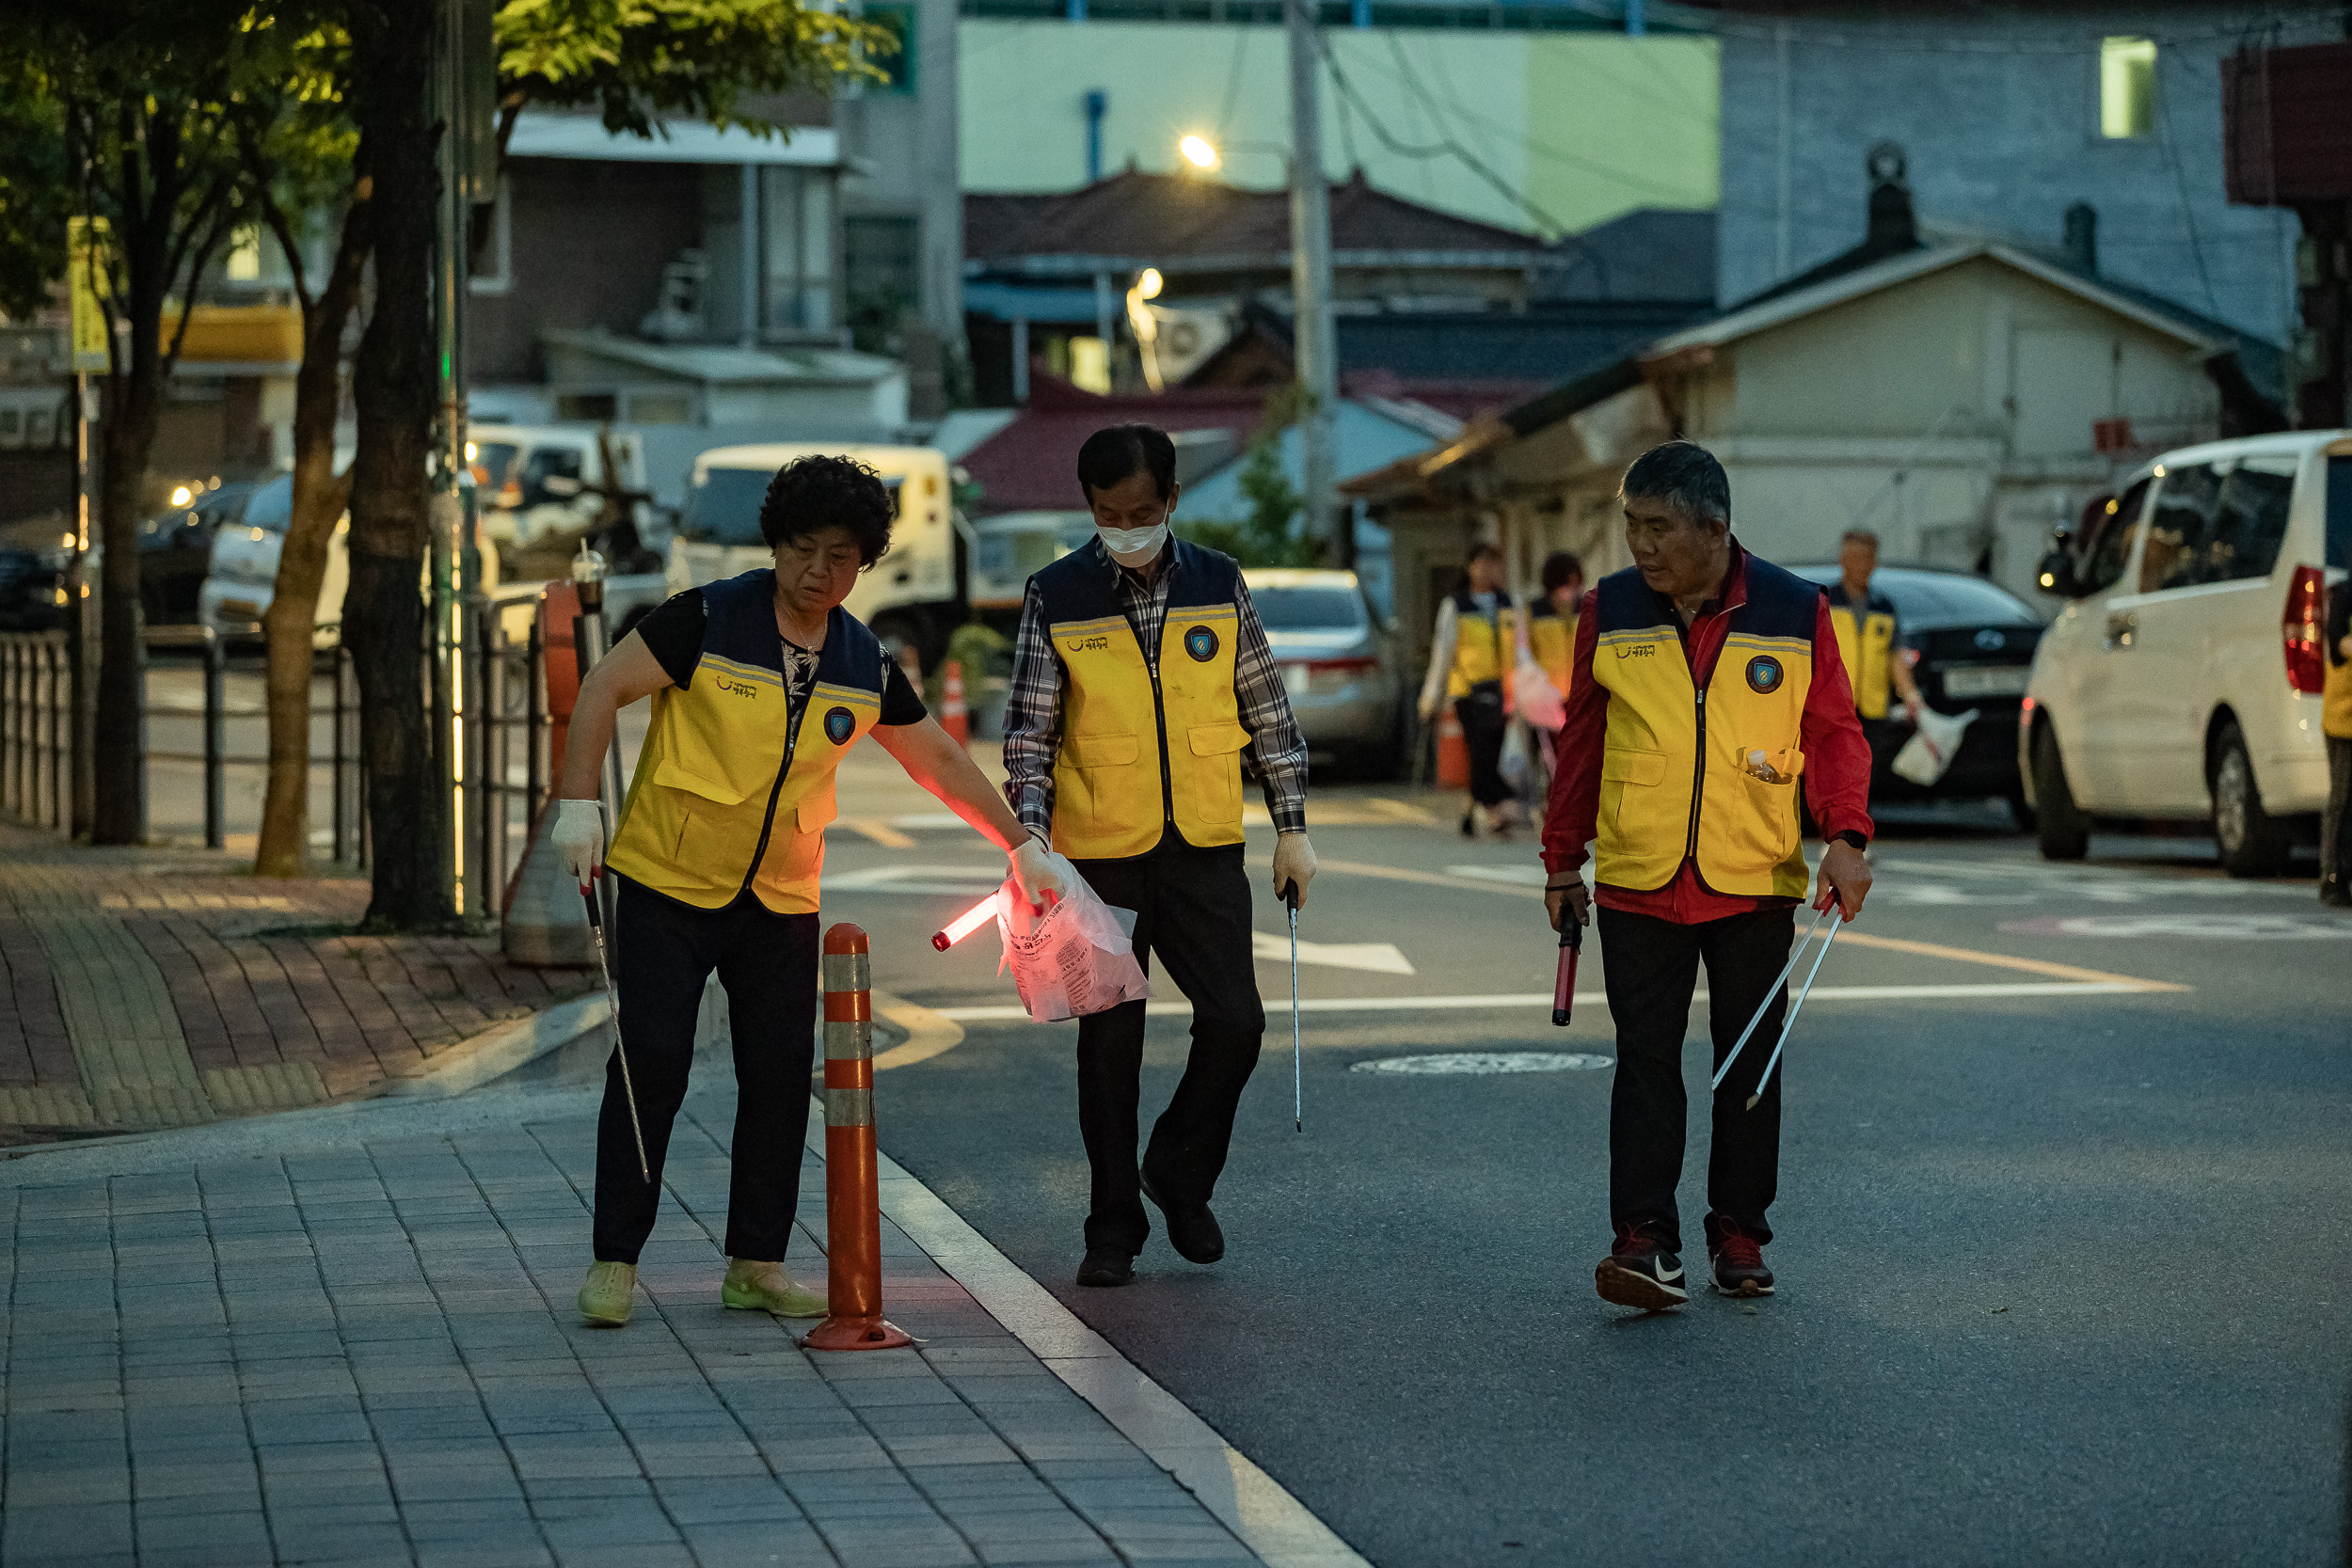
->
xmin=1184 ymin=626 xmax=1218 ymax=662
xmin=1745 ymin=655 xmax=1785 ymax=694
xmin=1062 ymin=634 xmax=1111 ymax=654
xmin=1614 ymin=643 xmax=1656 ymax=659
xmin=714 ymin=677 xmax=760 ymax=698
xmin=823 ymin=706 xmax=856 ymax=745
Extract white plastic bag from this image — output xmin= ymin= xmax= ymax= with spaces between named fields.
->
xmin=1891 ymin=706 xmax=1979 ymax=786
xmin=993 ymin=852 xmax=1149 ymax=1022
xmin=1498 ymin=716 xmax=1533 ymax=789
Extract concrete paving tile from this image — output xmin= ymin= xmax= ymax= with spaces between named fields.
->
xmin=3 ymin=1469 xmax=134 ymax=1505
xmin=414 ymin=1546 xmax=557 ymax=1568
xmin=517 ymin=1474 xmax=657 ymax=1503
xmin=547 ymin=1544 xmax=696 ymax=1568
xmin=125 ymin=1509 xmax=273 ymax=1549
xmin=534 ymin=1508 xmax=687 ymax=1546
xmin=388 ymin=1465 xmax=530 ymax=1503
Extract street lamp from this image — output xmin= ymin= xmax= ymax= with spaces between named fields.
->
xmin=1172 ymin=81 xmax=1341 ymax=564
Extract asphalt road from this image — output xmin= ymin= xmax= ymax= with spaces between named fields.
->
xmin=818 ymin=783 xmax=2352 ymax=1567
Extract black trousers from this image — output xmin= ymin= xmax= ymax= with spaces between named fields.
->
xmin=2324 ymin=736 xmax=2352 ymax=903
xmin=1069 ymin=836 xmax=1265 ymax=1253
xmin=592 ymin=874 xmax=818 ymax=1265
xmin=1456 ymin=683 xmax=1515 ymax=808
xmin=1598 ymin=903 xmax=1795 ymax=1255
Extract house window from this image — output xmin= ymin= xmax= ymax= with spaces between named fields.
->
xmin=225 ymin=228 xmax=263 ymax=282
xmin=2100 ymin=37 xmax=2155 ymax=139
xmin=763 ymin=166 xmax=836 ymax=333
xmin=469 ymin=178 xmax=513 ymax=295
xmin=846 ymin=215 xmax=920 ymax=353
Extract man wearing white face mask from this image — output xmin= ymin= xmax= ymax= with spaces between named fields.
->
xmin=1003 ymin=422 xmax=1317 ymax=1290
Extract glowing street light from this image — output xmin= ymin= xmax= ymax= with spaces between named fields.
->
xmin=168 ymin=484 xmax=193 ymax=507
xmin=1179 ymin=135 xmax=1219 ymax=171
xmin=1136 ymin=267 xmax=1164 ymax=301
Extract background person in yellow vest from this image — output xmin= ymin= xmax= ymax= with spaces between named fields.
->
xmin=1825 ymin=529 xmax=1927 ymax=732
xmin=1539 ymin=441 xmax=1878 ymax=1311
xmin=1002 ymin=423 xmax=1317 ymax=1290
xmin=1418 ymin=544 xmax=1522 ymax=838
xmin=1527 ymin=549 xmax=1585 ymax=705
xmin=549 ymin=456 xmax=1066 ymax=1328
xmin=2321 ymin=574 xmax=2351 ymax=907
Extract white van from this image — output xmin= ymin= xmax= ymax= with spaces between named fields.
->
xmin=2021 ymin=431 xmax=2352 ymax=875
xmin=669 ymin=444 xmax=974 ymax=665
xmin=199 ymin=470 xmax=503 ymax=637
xmin=469 ymin=424 xmax=651 ymax=549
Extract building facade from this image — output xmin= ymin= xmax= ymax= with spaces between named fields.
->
xmin=1711 ymin=2 xmax=2341 ymax=341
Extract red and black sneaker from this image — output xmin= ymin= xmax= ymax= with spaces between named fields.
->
xmin=1595 ymin=1225 xmax=1688 ymax=1311
xmin=1708 ymin=1227 xmax=1775 ymax=1298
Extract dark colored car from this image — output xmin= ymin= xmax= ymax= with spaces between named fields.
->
xmin=139 ymin=482 xmax=255 ymax=625
xmin=0 ymin=534 xmax=70 ymax=631
xmin=1786 ymin=564 xmax=2045 ymax=825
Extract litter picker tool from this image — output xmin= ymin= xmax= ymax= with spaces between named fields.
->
xmin=1709 ymin=901 xmax=1837 ymax=1100
xmin=1550 ymin=899 xmax=1583 ymax=1027
xmin=1282 ymin=879 xmax=1302 ymax=1132
xmin=580 ymin=880 xmax=652 ymax=1183
xmin=1746 ymin=911 xmax=1843 ymax=1111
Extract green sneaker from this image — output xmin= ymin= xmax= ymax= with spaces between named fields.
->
xmin=721 ymin=1259 xmax=827 ymax=1318
xmin=578 ymin=1261 xmax=636 ymax=1326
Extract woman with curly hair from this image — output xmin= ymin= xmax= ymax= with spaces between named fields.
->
xmin=548 ymin=454 xmax=1067 ymax=1328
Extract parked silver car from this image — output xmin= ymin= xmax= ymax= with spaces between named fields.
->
xmin=1245 ymin=567 xmax=1403 ymax=779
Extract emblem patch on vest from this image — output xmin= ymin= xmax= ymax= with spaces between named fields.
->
xmin=823 ymin=705 xmax=856 ymax=745
xmin=1745 ymin=655 xmax=1785 ymax=695
xmin=1184 ymin=626 xmax=1218 ymax=662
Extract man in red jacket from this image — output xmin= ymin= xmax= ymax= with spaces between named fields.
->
xmin=1543 ymin=441 xmax=1876 ymax=1310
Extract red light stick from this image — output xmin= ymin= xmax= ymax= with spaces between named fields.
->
xmin=930 ymin=890 xmax=1000 ymax=951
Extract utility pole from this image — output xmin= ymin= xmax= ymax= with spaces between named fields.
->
xmin=1285 ymin=0 xmax=1341 ymax=562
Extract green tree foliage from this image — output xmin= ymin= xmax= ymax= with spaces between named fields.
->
xmin=0 ymin=56 xmax=71 ymax=322
xmin=491 ymin=0 xmax=893 ymax=156
xmin=1179 ymin=391 xmax=1324 ymax=568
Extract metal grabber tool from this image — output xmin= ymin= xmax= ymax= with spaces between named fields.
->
xmin=580 ymin=880 xmax=652 ymax=1182
xmin=1282 ymin=879 xmax=1302 ymax=1132
xmin=1710 ymin=900 xmax=1844 ymax=1111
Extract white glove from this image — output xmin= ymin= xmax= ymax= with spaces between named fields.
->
xmin=1009 ymin=836 xmax=1068 ymax=912
xmin=1271 ymin=832 xmax=1317 ymax=911
xmin=551 ymin=799 xmax=605 ymax=888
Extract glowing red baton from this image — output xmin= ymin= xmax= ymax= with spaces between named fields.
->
xmin=930 ymin=890 xmax=1001 ymax=952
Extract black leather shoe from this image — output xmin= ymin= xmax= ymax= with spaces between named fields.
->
xmin=1075 ymin=1246 xmax=1134 ymax=1288
xmin=1138 ymin=1170 xmax=1224 ymax=1264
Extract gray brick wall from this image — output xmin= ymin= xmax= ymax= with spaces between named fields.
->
xmin=1715 ymin=5 xmax=2339 ymax=341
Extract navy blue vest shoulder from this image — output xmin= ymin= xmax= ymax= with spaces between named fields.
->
xmin=1595 ymin=550 xmax=1820 ymax=640
xmin=699 ymin=570 xmax=885 ymax=695
xmin=1031 ymin=538 xmax=1242 ymax=622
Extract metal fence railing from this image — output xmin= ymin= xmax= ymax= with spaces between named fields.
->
xmin=0 ymin=630 xmax=71 ymax=833
xmin=2 ymin=604 xmax=563 ymax=915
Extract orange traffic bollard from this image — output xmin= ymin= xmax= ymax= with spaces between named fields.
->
xmin=803 ymin=925 xmax=914 ymax=1353
xmin=1436 ymin=705 xmax=1470 ymax=789
xmin=939 ymin=658 xmax=969 ymax=745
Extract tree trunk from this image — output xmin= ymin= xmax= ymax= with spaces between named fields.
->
xmin=89 ymin=220 xmax=171 ymax=847
xmin=253 ymin=182 xmax=371 ymax=879
xmin=345 ymin=4 xmax=447 ymax=931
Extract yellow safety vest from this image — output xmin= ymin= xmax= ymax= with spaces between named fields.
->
xmin=1528 ymin=604 xmax=1575 ymax=700
xmin=1827 ymin=594 xmax=1898 ymax=720
xmin=1589 ymin=557 xmax=1815 ymax=898
xmin=1446 ymin=592 xmax=1518 ymax=701
xmin=1035 ymin=540 xmax=1251 ymax=861
xmin=607 ymin=575 xmax=885 ymax=913
xmin=2325 ymin=650 xmax=2352 ymax=740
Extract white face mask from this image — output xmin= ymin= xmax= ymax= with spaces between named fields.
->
xmin=1097 ymin=512 xmax=1170 ymax=565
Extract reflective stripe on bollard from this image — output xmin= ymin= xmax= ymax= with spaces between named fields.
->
xmin=803 ymin=924 xmax=914 ymax=1353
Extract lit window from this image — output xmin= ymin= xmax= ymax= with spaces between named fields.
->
xmin=224 ymin=227 xmax=262 ymax=282
xmin=2100 ymin=37 xmax=2155 ymax=139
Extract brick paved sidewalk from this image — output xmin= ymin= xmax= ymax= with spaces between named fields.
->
xmin=0 ymin=1089 xmax=1274 ymax=1568
xmin=0 ymin=823 xmax=592 ymax=1139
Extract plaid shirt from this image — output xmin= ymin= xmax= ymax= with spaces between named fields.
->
xmin=1003 ymin=538 xmax=1309 ymax=842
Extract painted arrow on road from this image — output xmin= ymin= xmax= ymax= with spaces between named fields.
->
xmin=1251 ymin=931 xmax=1415 ymax=974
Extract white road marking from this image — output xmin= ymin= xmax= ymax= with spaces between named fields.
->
xmin=1443 ymin=863 xmax=1552 ymax=887
xmin=1353 ymin=1052 xmax=1612 ymax=1075
xmin=1250 ymin=931 xmax=1415 ymax=974
xmin=928 ymin=979 xmax=2153 ymax=1023
xmin=2004 ymin=912 xmax=2352 ymax=940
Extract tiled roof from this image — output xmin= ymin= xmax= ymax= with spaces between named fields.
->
xmin=957 ymin=374 xmax=1270 ymax=515
xmin=965 ymin=170 xmax=1549 ymax=271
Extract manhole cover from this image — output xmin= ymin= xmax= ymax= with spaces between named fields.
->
xmin=1351 ymin=1052 xmax=1612 ymax=1076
